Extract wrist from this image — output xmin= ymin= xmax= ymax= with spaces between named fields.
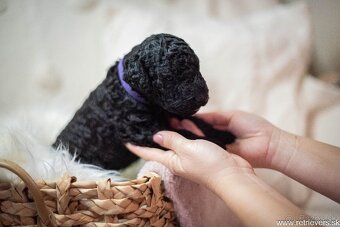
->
xmin=269 ymin=129 xmax=299 ymax=173
xmin=209 ymin=170 xmax=307 ymax=227
xmin=205 ymin=167 xmax=256 ymax=195
xmin=207 ymin=170 xmax=268 ymax=212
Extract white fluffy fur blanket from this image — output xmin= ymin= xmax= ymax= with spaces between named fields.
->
xmin=0 ymin=111 xmax=122 ymax=182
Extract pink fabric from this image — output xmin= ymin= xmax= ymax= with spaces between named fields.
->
xmin=138 ymin=161 xmax=242 ymax=227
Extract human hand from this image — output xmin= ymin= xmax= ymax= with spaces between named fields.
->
xmin=126 ymin=131 xmax=254 ymax=189
xmin=170 ymin=111 xmax=282 ymax=169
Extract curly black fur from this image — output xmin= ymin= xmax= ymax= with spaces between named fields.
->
xmin=53 ymin=33 xmax=235 ymax=170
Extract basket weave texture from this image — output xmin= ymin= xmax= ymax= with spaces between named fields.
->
xmin=0 ymin=160 xmax=176 ymax=227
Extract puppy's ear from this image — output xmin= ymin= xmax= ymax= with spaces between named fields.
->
xmin=123 ymin=46 xmax=153 ymax=101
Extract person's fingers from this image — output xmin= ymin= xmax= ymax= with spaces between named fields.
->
xmin=169 ymin=118 xmax=205 ymax=137
xmin=153 ymin=131 xmax=192 ymax=152
xmin=126 ymin=143 xmax=175 ymax=165
xmin=195 ymin=112 xmax=232 ymax=127
xmin=181 ymin=119 xmax=205 ymax=137
xmin=169 ymin=118 xmax=181 ymax=129
xmin=196 ymin=111 xmax=247 ymax=132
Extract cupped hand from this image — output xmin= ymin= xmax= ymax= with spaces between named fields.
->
xmin=126 ymin=131 xmax=254 ymax=189
xmin=171 ymin=111 xmax=282 ymax=168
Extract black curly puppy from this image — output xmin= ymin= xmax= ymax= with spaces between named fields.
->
xmin=53 ymin=33 xmax=235 ymax=170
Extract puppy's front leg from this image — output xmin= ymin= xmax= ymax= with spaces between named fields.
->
xmin=186 ymin=116 xmax=236 ymax=145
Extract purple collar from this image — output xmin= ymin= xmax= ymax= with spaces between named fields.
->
xmin=118 ymin=58 xmax=147 ymax=104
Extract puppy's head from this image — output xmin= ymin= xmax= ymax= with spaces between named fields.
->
xmin=124 ymin=33 xmax=209 ymax=116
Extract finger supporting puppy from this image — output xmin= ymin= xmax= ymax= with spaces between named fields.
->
xmin=195 ymin=112 xmax=232 ymax=128
xmin=153 ymin=131 xmax=191 ymax=151
xmin=181 ymin=119 xmax=204 ymax=136
xmin=125 ymin=143 xmax=171 ymax=165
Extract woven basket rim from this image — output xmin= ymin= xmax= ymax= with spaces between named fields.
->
xmin=0 ymin=159 xmax=176 ymax=227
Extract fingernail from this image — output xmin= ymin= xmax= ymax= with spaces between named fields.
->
xmin=153 ymin=133 xmax=163 ymax=145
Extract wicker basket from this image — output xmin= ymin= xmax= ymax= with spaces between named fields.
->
xmin=0 ymin=159 xmax=176 ymax=227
